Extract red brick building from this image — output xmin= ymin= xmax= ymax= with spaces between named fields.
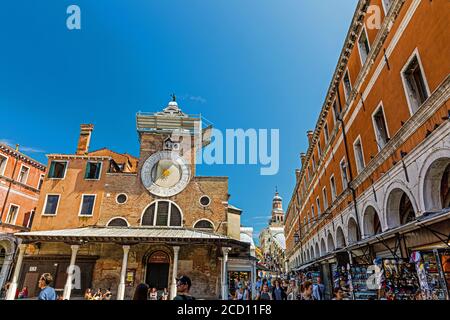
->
xmin=0 ymin=144 xmax=46 ymax=294
xmin=285 ymin=0 xmax=449 ymax=300
xmin=7 ymin=99 xmax=255 ymax=300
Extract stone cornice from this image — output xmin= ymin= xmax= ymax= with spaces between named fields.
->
xmin=295 ymin=0 xmax=405 ymax=200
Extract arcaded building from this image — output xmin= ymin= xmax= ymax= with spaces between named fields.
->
xmin=6 ymin=99 xmax=255 ymax=300
xmin=285 ymin=0 xmax=449 ymax=299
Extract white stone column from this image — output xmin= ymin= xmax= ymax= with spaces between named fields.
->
xmin=117 ymin=245 xmax=130 ymax=300
xmin=6 ymin=244 xmax=27 ymax=300
xmin=221 ymin=247 xmax=231 ymax=300
xmin=251 ymin=260 xmax=257 ymax=300
xmin=63 ymin=245 xmax=80 ymax=300
xmin=170 ymin=246 xmax=180 ymax=300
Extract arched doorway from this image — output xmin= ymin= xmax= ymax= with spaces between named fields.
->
xmin=423 ymin=158 xmax=450 ymax=211
xmin=146 ymin=251 xmax=170 ymax=290
xmin=386 ymin=188 xmax=416 ymax=229
xmin=363 ymin=206 xmax=382 ymax=237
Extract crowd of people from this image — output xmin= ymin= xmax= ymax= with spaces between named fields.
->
xmin=251 ymin=275 xmax=334 ymax=300
xmin=84 ymin=288 xmax=113 ymax=300
xmin=1 ymin=272 xmax=431 ymax=301
xmin=129 ymin=285 xmax=170 ymax=300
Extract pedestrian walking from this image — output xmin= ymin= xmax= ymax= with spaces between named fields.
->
xmin=312 ymin=277 xmax=325 ymax=300
xmin=256 ymin=283 xmax=272 ymax=300
xmin=174 ymin=275 xmax=195 ymax=300
xmin=133 ymin=283 xmax=149 ymax=300
xmin=38 ymin=273 xmax=57 ymax=300
xmin=300 ymin=281 xmax=316 ymax=301
xmin=272 ymin=279 xmax=286 ymax=300
xmin=332 ymin=287 xmax=345 ymax=300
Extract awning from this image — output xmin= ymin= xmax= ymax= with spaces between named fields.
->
xmin=294 ymin=209 xmax=450 ymax=269
xmin=15 ymin=226 xmax=249 ymax=248
xmin=346 ymin=208 xmax=450 ymax=251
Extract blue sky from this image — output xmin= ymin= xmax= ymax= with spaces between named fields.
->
xmin=0 ymin=0 xmax=358 ymax=244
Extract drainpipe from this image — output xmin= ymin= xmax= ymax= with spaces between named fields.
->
xmin=335 ymin=87 xmax=363 ymax=242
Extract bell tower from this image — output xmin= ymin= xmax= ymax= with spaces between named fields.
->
xmin=136 ymin=95 xmax=211 ymax=176
xmin=270 ymin=188 xmax=285 ymax=226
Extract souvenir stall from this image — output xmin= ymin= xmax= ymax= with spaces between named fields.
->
xmin=349 ymin=264 xmax=378 ymax=300
xmin=373 ymin=257 xmax=420 ymax=300
xmin=411 ymin=250 xmax=450 ymax=300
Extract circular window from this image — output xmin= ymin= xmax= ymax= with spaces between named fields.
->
xmin=116 ymin=194 xmax=128 ymax=204
xmin=199 ymin=195 xmax=211 ymax=207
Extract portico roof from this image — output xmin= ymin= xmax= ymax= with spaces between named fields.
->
xmin=15 ymin=226 xmax=249 ymax=248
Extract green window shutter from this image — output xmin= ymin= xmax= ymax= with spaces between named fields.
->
xmin=95 ymin=163 xmax=102 ymax=179
xmin=85 ymin=162 xmax=91 ymax=179
xmin=48 ymin=162 xmax=55 ymax=178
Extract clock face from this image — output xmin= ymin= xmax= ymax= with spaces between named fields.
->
xmin=141 ymin=151 xmax=190 ymax=197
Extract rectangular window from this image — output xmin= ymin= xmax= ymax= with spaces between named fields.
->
xmin=358 ymin=27 xmax=370 ymax=65
xmin=353 ymin=137 xmax=365 ymax=174
xmin=85 ymin=162 xmax=102 ymax=180
xmin=48 ymin=161 xmax=68 ymax=179
xmin=38 ymin=174 xmax=45 ymax=190
xmin=311 ymin=205 xmax=315 ymax=221
xmin=340 ymin=159 xmax=349 ymax=191
xmin=322 ymin=187 xmax=328 ymax=210
xmin=5 ymin=204 xmax=19 ymax=225
xmin=43 ymin=195 xmax=60 ymax=215
xmin=330 ymin=175 xmax=337 ymax=202
xmin=0 ymin=155 xmax=7 ymax=176
xmin=372 ymin=104 xmax=390 ymax=151
xmin=316 ymin=197 xmax=321 ymax=216
xmin=332 ymin=100 xmax=340 ymax=124
xmin=324 ymin=123 xmax=329 ymax=145
xmin=318 ymin=142 xmax=322 ymax=158
xmin=343 ymin=70 xmax=352 ymax=101
xmin=402 ymin=53 xmax=429 ymax=114
xmin=79 ymin=195 xmax=96 ymax=216
xmin=18 ymin=165 xmax=30 ymax=184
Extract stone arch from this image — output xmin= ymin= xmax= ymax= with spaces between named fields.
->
xmin=347 ymin=217 xmax=360 ymax=244
xmin=107 ymin=217 xmax=129 ymax=227
xmin=320 ymin=238 xmax=327 ymax=256
xmin=314 ymin=242 xmax=320 ymax=259
xmin=382 ymin=180 xmax=418 ymax=230
xmin=0 ymin=236 xmax=17 ymax=293
xmin=419 ymin=151 xmax=450 ymax=211
xmin=335 ymin=226 xmax=346 ymax=249
xmin=327 ymin=232 xmax=335 ymax=252
xmin=141 ymin=245 xmax=174 ymax=291
xmin=363 ymin=205 xmax=382 ymax=237
xmin=141 ymin=200 xmax=184 ymax=227
xmin=385 ymin=187 xmax=417 ymax=229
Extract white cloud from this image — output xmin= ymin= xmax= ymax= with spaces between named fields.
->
xmin=0 ymin=138 xmax=45 ymax=154
xmin=189 ymin=95 xmax=207 ymax=104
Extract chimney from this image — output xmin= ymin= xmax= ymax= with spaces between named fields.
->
xmin=307 ymin=130 xmax=314 ymax=145
xmin=300 ymin=153 xmax=306 ymax=167
xmin=295 ymin=169 xmax=301 ymax=182
xmin=76 ymin=124 xmax=94 ymax=155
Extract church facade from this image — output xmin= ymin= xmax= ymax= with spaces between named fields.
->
xmin=6 ymin=99 xmax=255 ymax=300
